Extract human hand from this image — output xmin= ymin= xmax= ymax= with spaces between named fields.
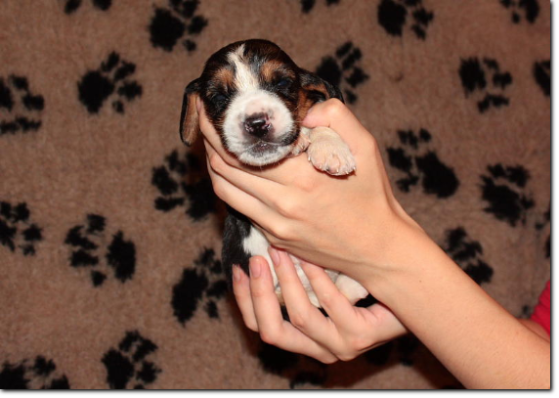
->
xmin=232 ymin=249 xmax=407 ymax=363
xmin=200 ymin=98 xmax=425 ymax=293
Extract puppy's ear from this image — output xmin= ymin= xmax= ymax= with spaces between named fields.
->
xmin=299 ymin=69 xmax=345 ymax=104
xmin=179 ymin=78 xmax=201 ymax=146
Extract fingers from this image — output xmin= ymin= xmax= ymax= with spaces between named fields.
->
xmin=302 ymin=99 xmax=360 ymax=133
xmin=198 ymin=102 xmax=242 ymax=168
xmin=270 ymin=249 xmax=339 ymax=344
xmin=247 ymin=256 xmax=284 ymax=329
xmin=231 ymin=264 xmax=258 ymax=331
xmin=204 ymin=155 xmax=285 ymax=231
xmin=199 ymin=98 xmax=325 ymax=186
xmin=237 ymin=255 xmax=406 ymax=363
xmin=366 ymin=303 xmax=408 ymax=342
xmin=247 ymin=256 xmax=338 ymax=363
xmin=204 ymin=140 xmax=289 ymax=207
xmin=302 ymin=99 xmax=376 ymax=152
xmin=298 ymin=261 xmax=356 ymax=327
xmin=200 ymin=104 xmax=310 ymax=183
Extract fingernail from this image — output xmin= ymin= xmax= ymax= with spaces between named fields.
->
xmin=250 ymin=258 xmax=262 ymax=279
xmin=269 ymin=247 xmax=280 ymax=266
xmin=232 ymin=265 xmax=242 ymax=282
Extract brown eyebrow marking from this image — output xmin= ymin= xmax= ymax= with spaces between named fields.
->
xmin=214 ymin=67 xmax=234 ymax=88
xmin=260 ymin=59 xmax=295 ymax=82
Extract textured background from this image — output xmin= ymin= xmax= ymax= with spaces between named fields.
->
xmin=0 ymin=0 xmax=550 ymax=390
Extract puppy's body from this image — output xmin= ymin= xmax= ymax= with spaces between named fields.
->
xmin=180 ymin=39 xmax=368 ymax=307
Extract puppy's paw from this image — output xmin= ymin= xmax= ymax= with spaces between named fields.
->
xmin=307 ymin=139 xmax=356 ymax=176
xmin=291 ymin=132 xmax=311 ymax=156
xmin=335 ymin=275 xmax=369 ymax=305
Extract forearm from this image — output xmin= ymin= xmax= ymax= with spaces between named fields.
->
xmin=363 ymin=227 xmax=550 ymax=389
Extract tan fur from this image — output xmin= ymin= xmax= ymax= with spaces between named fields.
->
xmin=180 ymin=92 xmax=200 ymax=145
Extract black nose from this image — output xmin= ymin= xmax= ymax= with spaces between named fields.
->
xmin=244 ymin=114 xmax=271 ymax=138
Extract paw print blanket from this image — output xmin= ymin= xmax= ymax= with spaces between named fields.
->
xmin=0 ymin=0 xmax=550 ymax=390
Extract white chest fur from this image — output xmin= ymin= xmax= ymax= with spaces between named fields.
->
xmin=242 ymin=225 xmax=368 ymax=307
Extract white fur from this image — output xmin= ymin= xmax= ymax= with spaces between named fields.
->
xmin=242 ymin=226 xmax=368 ymax=307
xmin=224 ymin=46 xmax=365 ymax=308
xmin=222 ymin=47 xmax=295 ymax=166
xmin=228 ymin=45 xmax=259 ymax=92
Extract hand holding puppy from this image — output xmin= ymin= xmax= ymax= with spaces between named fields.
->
xmin=233 ymin=248 xmax=407 ymax=363
xmin=201 ymin=99 xmax=549 ymax=389
xmin=201 ymin=98 xmax=426 ymax=297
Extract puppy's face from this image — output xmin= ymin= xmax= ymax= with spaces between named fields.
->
xmin=180 ymin=39 xmax=342 ymax=166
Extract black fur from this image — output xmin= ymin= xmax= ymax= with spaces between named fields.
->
xmin=179 ymin=40 xmax=345 ymax=294
xmin=222 ymin=206 xmax=252 ymax=285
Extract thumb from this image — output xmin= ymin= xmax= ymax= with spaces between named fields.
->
xmin=302 ymin=99 xmax=375 ymax=148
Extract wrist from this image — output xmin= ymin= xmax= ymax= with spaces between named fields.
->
xmin=358 ymin=213 xmax=450 ymax=305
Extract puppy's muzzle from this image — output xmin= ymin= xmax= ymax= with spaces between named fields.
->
xmin=244 ymin=113 xmax=272 ymax=139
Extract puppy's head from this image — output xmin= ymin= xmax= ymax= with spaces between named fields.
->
xmin=180 ymin=39 xmax=343 ymax=166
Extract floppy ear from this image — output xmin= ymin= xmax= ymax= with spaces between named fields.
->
xmin=179 ymin=78 xmax=201 ymax=146
xmin=299 ymin=69 xmax=345 ymax=104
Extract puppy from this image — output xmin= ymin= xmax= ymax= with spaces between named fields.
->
xmin=180 ymin=39 xmax=368 ymax=308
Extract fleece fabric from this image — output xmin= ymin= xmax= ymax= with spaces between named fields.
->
xmin=0 ymin=0 xmax=550 ymax=389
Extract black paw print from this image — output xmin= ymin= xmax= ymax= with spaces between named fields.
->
xmin=442 ymin=227 xmax=494 ymax=285
xmin=459 ymin=57 xmax=513 ymax=113
xmin=0 ymin=201 xmax=43 ymax=256
xmin=78 ymin=52 xmax=142 ymax=114
xmin=377 ymin=0 xmax=434 ymax=40
xmin=149 ymin=0 xmax=209 ymax=52
xmin=102 ymin=331 xmax=161 ymax=389
xmin=315 ymin=42 xmax=369 ymax=104
xmin=387 ymin=129 xmax=459 ymax=198
xmin=480 ymin=164 xmax=535 ymax=227
xmin=62 ymin=0 xmax=112 ymax=14
xmin=364 ymin=335 xmax=420 ymax=367
xmin=64 ymin=214 xmax=136 ymax=286
xmin=0 ymin=75 xmax=44 ymax=136
xmin=257 ymin=343 xmax=328 ymax=389
xmin=297 ymin=0 xmax=340 ymax=13
xmin=171 ymin=248 xmax=227 ymax=324
xmin=533 ymin=59 xmax=550 ymax=97
xmin=152 ymin=149 xmax=217 ymax=221
xmin=0 ymin=356 xmax=70 ymax=389
xmin=535 ymin=204 xmax=550 ymax=258
xmin=499 ymin=0 xmax=540 ymax=24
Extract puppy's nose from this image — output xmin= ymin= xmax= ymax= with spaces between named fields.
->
xmin=244 ymin=114 xmax=271 ymax=138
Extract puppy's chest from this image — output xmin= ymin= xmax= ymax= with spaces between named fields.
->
xmin=241 ymin=226 xmax=272 ymax=265
xmin=241 ymin=225 xmax=341 ymax=304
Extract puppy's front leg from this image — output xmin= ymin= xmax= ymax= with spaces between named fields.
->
xmin=302 ymin=126 xmax=356 ymax=176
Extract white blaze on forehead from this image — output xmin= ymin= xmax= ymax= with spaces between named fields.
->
xmin=228 ymin=44 xmax=259 ymax=92
xmin=221 ymin=44 xmax=296 ymax=166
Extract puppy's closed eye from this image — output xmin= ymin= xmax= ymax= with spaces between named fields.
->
xmin=275 ymin=77 xmax=292 ymax=89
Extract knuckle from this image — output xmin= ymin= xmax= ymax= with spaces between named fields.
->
xmin=337 ymin=352 xmax=357 ymax=362
xmin=270 ymin=223 xmax=294 ymax=241
xmin=297 ymin=175 xmax=316 ymax=192
xmin=317 ymin=293 xmax=334 ymax=310
xmin=289 ymin=311 xmax=308 ymax=330
xmin=208 ymin=152 xmax=224 ymax=173
xmin=244 ymin=319 xmax=259 ymax=333
xmin=324 ymin=98 xmax=346 ymax=118
xmin=259 ymin=329 xmax=278 ymax=345
xmin=277 ymin=198 xmax=301 ymax=218
xmin=320 ymin=355 xmax=338 ymax=365
xmin=211 ymin=181 xmax=227 ymax=201
xmin=348 ymin=335 xmax=371 ymax=352
xmin=250 ymin=283 xmax=268 ymax=299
